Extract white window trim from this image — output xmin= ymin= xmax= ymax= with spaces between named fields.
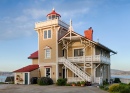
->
xmin=73 ymin=47 xmax=84 ymax=57
xmin=45 ymin=49 xmax=51 ymax=59
xmin=43 ymin=30 xmax=52 ymax=40
xmin=45 ymin=67 xmax=51 ymax=78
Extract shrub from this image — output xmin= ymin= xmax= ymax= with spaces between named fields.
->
xmin=65 ymin=83 xmax=71 ymax=86
xmin=80 ymin=81 xmax=85 ymax=84
xmin=37 ymin=77 xmax=53 ymax=85
xmin=120 ymin=87 xmax=130 ymax=93
xmin=104 ymin=86 xmax=109 ymax=91
xmin=99 ymin=85 xmax=104 ymax=89
xmin=56 ymin=78 xmax=67 ymax=86
xmin=76 ymin=81 xmax=81 ymax=86
xmin=103 ymin=80 xmax=109 ymax=86
xmin=109 ymin=84 xmax=120 ymax=92
xmin=114 ymin=78 xmax=121 ymax=83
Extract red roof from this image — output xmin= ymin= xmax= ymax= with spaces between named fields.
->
xmin=47 ymin=9 xmax=61 ymax=17
xmin=13 ymin=65 xmax=39 ymax=72
xmin=28 ymin=51 xmax=38 ymax=59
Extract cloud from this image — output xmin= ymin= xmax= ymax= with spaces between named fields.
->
xmin=23 ymin=8 xmax=48 ymax=19
xmin=0 ymin=0 xmax=101 ymax=40
xmin=0 ymin=15 xmax=34 ymax=40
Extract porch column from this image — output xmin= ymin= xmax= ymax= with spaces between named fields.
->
xmin=67 ymin=69 xmax=68 ymax=78
xmin=65 ymin=66 xmax=67 ymax=78
xmin=83 ymin=48 xmax=85 ymax=72
xmin=108 ymin=65 xmax=110 ymax=81
xmin=67 ymin=42 xmax=68 ymax=59
xmin=94 ymin=68 xmax=96 ymax=83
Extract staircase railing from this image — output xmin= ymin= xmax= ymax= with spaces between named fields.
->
xmin=60 ymin=57 xmax=91 ymax=82
xmin=74 ymin=63 xmax=91 ymax=76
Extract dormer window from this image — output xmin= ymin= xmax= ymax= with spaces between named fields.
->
xmin=44 ymin=30 xmax=51 ymax=39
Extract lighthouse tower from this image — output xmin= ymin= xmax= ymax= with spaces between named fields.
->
xmin=34 ymin=9 xmax=69 ymax=82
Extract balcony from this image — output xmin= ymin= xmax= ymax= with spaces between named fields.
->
xmin=35 ymin=19 xmax=69 ymax=29
xmin=58 ymin=55 xmax=110 ymax=64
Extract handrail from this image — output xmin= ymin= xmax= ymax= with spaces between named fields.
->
xmin=74 ymin=63 xmax=91 ymax=76
xmin=61 ymin=57 xmax=91 ymax=82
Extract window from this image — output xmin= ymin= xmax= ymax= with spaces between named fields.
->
xmin=44 ymin=30 xmax=51 ymax=39
xmin=74 ymin=49 xmax=83 ymax=57
xmin=52 ymin=15 xmax=55 ymax=20
xmin=45 ymin=49 xmax=51 ymax=59
xmin=48 ymin=30 xmax=51 ymax=38
xmin=45 ymin=68 xmax=51 ymax=78
xmin=44 ymin=31 xmax=47 ymax=39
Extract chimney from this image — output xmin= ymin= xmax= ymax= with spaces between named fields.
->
xmin=84 ymin=27 xmax=93 ymax=40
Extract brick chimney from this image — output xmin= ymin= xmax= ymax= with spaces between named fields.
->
xmin=84 ymin=27 xmax=93 ymax=40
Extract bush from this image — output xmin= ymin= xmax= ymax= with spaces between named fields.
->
xmin=65 ymin=83 xmax=71 ymax=86
xmin=37 ymin=77 xmax=53 ymax=85
xmin=120 ymin=87 xmax=130 ymax=93
xmin=56 ymin=78 xmax=67 ymax=86
xmin=109 ymin=84 xmax=120 ymax=92
xmin=114 ymin=78 xmax=121 ymax=83
xmin=103 ymin=80 xmax=109 ymax=86
xmin=76 ymin=81 xmax=81 ymax=86
xmin=104 ymin=86 xmax=109 ymax=91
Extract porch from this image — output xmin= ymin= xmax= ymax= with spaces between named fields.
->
xmin=58 ymin=55 xmax=110 ymax=64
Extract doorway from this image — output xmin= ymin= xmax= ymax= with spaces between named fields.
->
xmin=25 ymin=73 xmax=28 ymax=85
xmin=62 ymin=69 xmax=65 ymax=79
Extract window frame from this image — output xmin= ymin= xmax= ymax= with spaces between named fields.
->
xmin=73 ymin=48 xmax=84 ymax=57
xmin=43 ymin=30 xmax=52 ymax=39
xmin=45 ymin=49 xmax=51 ymax=59
xmin=45 ymin=68 xmax=51 ymax=78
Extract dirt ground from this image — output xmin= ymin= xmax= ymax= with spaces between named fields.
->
xmin=0 ymin=84 xmax=108 ymax=93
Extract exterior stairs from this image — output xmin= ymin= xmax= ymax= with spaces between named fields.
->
xmin=62 ymin=57 xmax=91 ymax=82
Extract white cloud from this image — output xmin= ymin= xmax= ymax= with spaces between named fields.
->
xmin=0 ymin=0 xmax=102 ymax=40
xmin=23 ymin=8 xmax=49 ymax=19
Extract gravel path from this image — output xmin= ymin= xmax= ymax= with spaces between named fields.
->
xmin=0 ymin=84 xmax=108 ymax=93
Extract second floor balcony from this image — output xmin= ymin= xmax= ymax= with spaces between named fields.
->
xmin=58 ymin=55 xmax=110 ymax=64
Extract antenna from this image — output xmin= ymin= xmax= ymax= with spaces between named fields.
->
xmin=69 ymin=19 xmax=72 ymax=40
xmin=97 ymin=37 xmax=99 ymax=42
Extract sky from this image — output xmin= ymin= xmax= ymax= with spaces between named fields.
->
xmin=0 ymin=0 xmax=130 ymax=72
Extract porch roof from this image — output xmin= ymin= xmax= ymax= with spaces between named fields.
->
xmin=13 ymin=65 xmax=39 ymax=72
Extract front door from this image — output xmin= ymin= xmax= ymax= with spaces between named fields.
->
xmin=45 ymin=68 xmax=51 ymax=78
xmin=25 ymin=73 xmax=28 ymax=85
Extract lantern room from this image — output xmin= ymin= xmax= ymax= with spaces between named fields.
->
xmin=47 ymin=8 xmax=61 ymax=20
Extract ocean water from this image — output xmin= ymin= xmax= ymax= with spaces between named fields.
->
xmin=111 ymin=75 xmax=130 ymax=79
xmin=0 ymin=76 xmax=7 ymax=82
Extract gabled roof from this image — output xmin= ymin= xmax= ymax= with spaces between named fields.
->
xmin=13 ymin=65 xmax=39 ymax=72
xmin=28 ymin=51 xmax=38 ymax=59
xmin=59 ymin=31 xmax=117 ymax=54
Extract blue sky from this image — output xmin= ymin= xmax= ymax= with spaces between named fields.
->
xmin=0 ymin=0 xmax=130 ymax=71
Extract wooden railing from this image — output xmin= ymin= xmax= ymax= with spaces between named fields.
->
xmin=62 ymin=55 xmax=110 ymax=64
xmin=60 ymin=57 xmax=91 ymax=82
xmin=35 ymin=19 xmax=69 ymax=29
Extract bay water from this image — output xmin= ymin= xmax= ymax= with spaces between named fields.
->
xmin=0 ymin=76 xmax=7 ymax=82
